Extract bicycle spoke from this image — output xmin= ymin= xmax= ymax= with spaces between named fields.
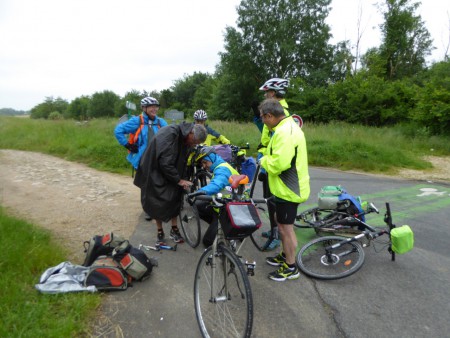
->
xmin=296 ymin=236 xmax=365 ymax=280
xmin=194 ymin=246 xmax=253 ymax=337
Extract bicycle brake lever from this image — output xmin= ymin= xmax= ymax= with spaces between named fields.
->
xmin=212 ymin=195 xmax=224 ymax=207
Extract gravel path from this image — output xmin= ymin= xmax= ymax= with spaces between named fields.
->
xmin=0 ymin=149 xmax=141 ymax=264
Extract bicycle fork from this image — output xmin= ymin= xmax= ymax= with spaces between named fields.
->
xmin=232 ymin=237 xmax=257 ymax=276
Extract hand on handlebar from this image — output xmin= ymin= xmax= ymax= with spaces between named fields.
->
xmin=187 ymin=190 xmax=206 ymax=205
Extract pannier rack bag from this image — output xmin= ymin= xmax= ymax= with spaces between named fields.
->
xmin=112 ymin=241 xmax=154 ymax=281
xmin=391 ymin=225 xmax=414 ymax=254
xmin=84 ymin=256 xmax=129 ymax=291
xmin=82 ymin=232 xmax=126 ymax=267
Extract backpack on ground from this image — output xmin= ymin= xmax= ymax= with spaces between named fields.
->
xmin=112 ymin=241 xmax=154 ymax=281
xmin=84 ymin=256 xmax=129 ymax=291
xmin=82 ymin=232 xmax=126 ymax=267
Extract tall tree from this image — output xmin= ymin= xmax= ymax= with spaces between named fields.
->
xmin=376 ymin=0 xmax=434 ymax=79
xmin=66 ymin=96 xmax=90 ymax=120
xmin=213 ymin=0 xmax=345 ymax=120
xmin=88 ymin=90 xmax=120 ymax=118
xmin=171 ymin=72 xmax=212 ymax=113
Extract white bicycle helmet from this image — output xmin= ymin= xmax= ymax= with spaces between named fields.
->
xmin=259 ymin=78 xmax=289 ymax=96
xmin=140 ymin=96 xmax=160 ymax=107
xmin=193 ymin=109 xmax=208 ymax=121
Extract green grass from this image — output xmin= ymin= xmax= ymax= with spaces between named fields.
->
xmin=1 ymin=116 xmax=449 ymax=175
xmin=0 ymin=206 xmax=101 ymax=337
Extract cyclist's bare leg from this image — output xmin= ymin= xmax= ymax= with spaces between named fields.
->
xmin=156 ymin=220 xmax=163 ymax=231
xmin=278 ymin=223 xmax=297 ymax=265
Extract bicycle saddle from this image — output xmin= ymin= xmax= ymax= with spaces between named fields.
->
xmin=229 ymin=175 xmax=249 ymax=189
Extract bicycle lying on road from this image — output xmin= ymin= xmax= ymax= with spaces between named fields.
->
xmin=294 ymin=200 xmax=379 ymax=236
xmin=188 ymin=174 xmax=270 ymax=338
xmin=295 ymin=203 xmax=414 ymax=280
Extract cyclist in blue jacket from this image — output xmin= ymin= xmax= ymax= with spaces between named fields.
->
xmin=114 ymin=97 xmax=168 ymax=170
xmin=193 ymin=146 xmax=239 ymax=246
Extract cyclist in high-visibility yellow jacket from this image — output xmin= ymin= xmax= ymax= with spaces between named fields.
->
xmin=252 ymin=78 xmax=291 ymax=251
xmin=193 ymin=109 xmax=230 ymax=146
xmin=255 ymin=78 xmax=290 ymax=157
xmin=259 ymin=98 xmax=310 ymax=282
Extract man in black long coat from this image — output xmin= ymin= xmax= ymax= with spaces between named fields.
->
xmin=134 ymin=122 xmax=207 ymax=242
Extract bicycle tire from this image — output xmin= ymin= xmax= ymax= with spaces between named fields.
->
xmin=179 ymin=196 xmax=201 ymax=248
xmin=250 ymin=201 xmax=274 ymax=251
xmin=195 ymin=170 xmax=212 ymax=190
xmin=194 ymin=244 xmax=253 ymax=338
xmin=296 ymin=236 xmax=365 ymax=280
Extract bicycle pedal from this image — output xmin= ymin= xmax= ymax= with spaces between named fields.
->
xmin=245 ymin=260 xmax=256 ymax=276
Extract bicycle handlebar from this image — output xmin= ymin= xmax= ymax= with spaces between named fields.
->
xmin=191 ymin=193 xmax=271 ymax=208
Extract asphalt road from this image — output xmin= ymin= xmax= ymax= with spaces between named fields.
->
xmin=94 ymin=167 xmax=450 ymax=338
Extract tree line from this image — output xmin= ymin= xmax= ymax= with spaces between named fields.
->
xmin=28 ymin=0 xmax=449 ymax=135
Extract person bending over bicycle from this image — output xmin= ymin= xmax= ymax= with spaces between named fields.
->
xmin=193 ymin=110 xmax=231 ymax=146
xmin=189 ymin=146 xmax=239 ymax=247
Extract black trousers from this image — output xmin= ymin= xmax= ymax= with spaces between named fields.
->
xmin=195 ymin=200 xmax=219 ymax=247
xmin=259 ymin=172 xmax=278 ymax=235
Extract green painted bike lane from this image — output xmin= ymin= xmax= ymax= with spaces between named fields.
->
xmin=295 ymin=182 xmax=450 ymax=246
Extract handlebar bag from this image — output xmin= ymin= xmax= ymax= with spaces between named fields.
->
xmin=220 ymin=202 xmax=262 ymax=239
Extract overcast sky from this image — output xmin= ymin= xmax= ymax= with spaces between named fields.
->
xmin=0 ymin=0 xmax=448 ymax=111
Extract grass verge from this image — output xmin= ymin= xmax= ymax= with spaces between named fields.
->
xmin=1 ymin=117 xmax=449 ymax=176
xmin=0 ymin=206 xmax=101 ymax=337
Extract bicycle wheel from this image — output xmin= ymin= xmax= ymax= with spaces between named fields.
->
xmin=250 ymin=201 xmax=273 ymax=251
xmin=194 ymin=244 xmax=253 ymax=338
xmin=296 ymin=236 xmax=365 ymax=280
xmin=179 ymin=196 xmax=201 ymax=248
xmin=195 ymin=170 xmax=212 ymax=190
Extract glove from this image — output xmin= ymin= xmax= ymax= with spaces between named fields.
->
xmin=258 ymin=171 xmax=267 ymax=182
xmin=124 ymin=142 xmax=138 ymax=153
xmin=187 ymin=190 xmax=206 ymax=205
xmin=218 ymin=135 xmax=230 ymax=144
xmin=251 ymin=100 xmax=260 ymax=119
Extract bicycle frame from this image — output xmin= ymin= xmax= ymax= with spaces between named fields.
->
xmin=322 ymin=203 xmax=396 ymax=262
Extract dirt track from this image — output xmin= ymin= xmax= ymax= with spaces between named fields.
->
xmin=0 ymin=149 xmax=141 ymax=264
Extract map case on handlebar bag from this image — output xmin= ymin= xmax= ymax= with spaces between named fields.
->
xmin=220 ymin=202 xmax=262 ymax=239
